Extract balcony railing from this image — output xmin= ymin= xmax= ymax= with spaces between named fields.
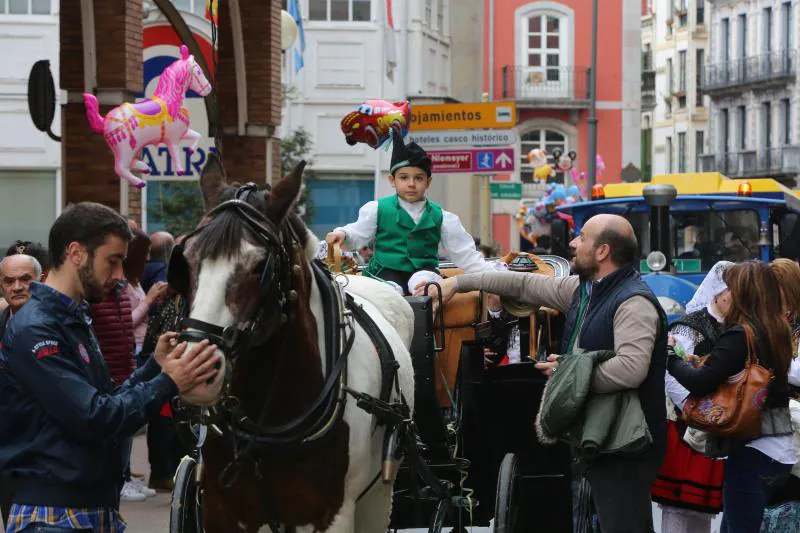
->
xmin=697 ymin=146 xmax=800 ymax=177
xmin=642 ymin=71 xmax=656 ymax=109
xmin=501 ymin=65 xmax=590 ymax=107
xmin=702 ymin=50 xmax=796 ymax=93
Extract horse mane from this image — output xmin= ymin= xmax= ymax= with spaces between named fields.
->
xmin=153 ymin=56 xmax=192 ymax=120
xmin=189 ymin=185 xmax=268 ymax=261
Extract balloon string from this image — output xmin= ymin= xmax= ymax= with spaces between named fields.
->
xmin=210 ymin=0 xmax=222 ymax=158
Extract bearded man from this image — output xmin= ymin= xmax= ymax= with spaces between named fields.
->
xmin=0 ymin=202 xmax=220 ymax=533
xmin=431 ymin=214 xmax=667 ymax=533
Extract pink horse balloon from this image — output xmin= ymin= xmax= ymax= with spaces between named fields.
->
xmin=83 ymin=45 xmax=212 ymax=188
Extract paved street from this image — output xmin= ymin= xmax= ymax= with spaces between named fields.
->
xmin=0 ymin=433 xmax=721 ymax=532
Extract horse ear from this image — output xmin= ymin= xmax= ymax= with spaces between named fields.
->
xmin=200 ymin=152 xmax=228 ymax=210
xmin=265 ymin=160 xmax=307 ymax=224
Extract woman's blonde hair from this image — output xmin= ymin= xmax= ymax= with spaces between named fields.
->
xmin=771 ymin=258 xmax=800 ymax=320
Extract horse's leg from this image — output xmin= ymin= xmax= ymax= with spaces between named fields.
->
xmin=131 ymin=160 xmax=151 ymax=174
xmin=316 ymin=499 xmax=356 ymax=533
xmin=113 ymin=148 xmax=146 ymax=188
xmin=166 ymin=140 xmax=186 ymax=175
xmin=354 ymin=482 xmax=394 ymax=533
xmin=182 ymin=128 xmax=202 ymax=154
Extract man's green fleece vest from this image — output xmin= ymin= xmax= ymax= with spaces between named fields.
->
xmin=364 ymin=195 xmax=443 ymax=277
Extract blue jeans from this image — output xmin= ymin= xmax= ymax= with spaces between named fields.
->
xmin=720 ymin=445 xmax=792 ymax=533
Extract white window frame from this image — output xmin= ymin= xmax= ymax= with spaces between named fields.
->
xmin=517 ymin=118 xmax=578 ymax=184
xmin=308 ymin=0 xmax=372 ymax=22
xmin=0 ymin=0 xmax=51 ymax=15
xmin=515 ymin=2 xmax=574 ymax=99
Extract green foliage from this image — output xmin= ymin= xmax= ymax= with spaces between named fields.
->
xmin=281 ymin=127 xmax=317 ymax=224
xmin=147 ymin=181 xmax=205 ymax=237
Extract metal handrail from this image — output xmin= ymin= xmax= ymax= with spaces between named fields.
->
xmin=702 ymin=50 xmax=795 ymax=91
xmin=501 ymin=65 xmax=590 ymax=100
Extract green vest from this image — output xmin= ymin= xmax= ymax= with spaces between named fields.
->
xmin=365 ymin=195 xmax=443 ymax=277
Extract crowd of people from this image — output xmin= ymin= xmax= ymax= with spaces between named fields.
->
xmin=0 ymin=130 xmax=797 ymax=533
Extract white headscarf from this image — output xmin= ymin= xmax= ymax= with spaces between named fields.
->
xmin=685 ymin=260 xmax=734 ymax=314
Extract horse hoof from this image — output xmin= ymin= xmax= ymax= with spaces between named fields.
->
xmin=176 ymin=169 xmax=185 ymax=176
xmin=141 ymin=168 xmax=151 ymax=175
xmin=136 ymin=182 xmax=146 ymax=189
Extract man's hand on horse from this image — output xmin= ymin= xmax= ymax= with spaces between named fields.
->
xmin=326 ymin=231 xmax=346 ymax=247
xmin=534 ymin=354 xmax=560 ymax=378
xmin=154 ymin=332 xmax=180 ymax=367
xmin=161 ymin=339 xmax=221 ymax=393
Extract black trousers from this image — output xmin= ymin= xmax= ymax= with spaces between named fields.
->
xmin=585 ymin=455 xmax=663 ymax=533
xmin=147 ymin=414 xmax=178 ymax=481
xmin=0 ymin=473 xmax=11 ymax=527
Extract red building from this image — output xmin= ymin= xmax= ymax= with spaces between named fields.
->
xmin=484 ymin=0 xmax=642 ymax=250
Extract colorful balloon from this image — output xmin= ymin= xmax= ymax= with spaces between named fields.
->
xmin=341 ymin=100 xmax=411 ymax=149
xmin=83 ymin=45 xmax=211 ymax=188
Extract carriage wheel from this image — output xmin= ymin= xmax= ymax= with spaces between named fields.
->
xmin=428 ymin=498 xmax=452 ymax=533
xmin=169 ymin=456 xmax=203 ymax=533
xmin=493 ymin=453 xmax=521 ymax=533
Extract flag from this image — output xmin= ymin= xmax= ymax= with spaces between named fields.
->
xmin=205 ymin=0 xmax=219 ymax=25
xmin=384 ymin=0 xmax=397 ymax=81
xmin=289 ymin=0 xmax=306 ymax=74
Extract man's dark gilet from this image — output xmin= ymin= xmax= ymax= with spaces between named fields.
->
xmin=561 ymin=264 xmax=668 ymax=457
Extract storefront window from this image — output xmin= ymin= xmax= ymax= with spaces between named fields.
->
xmin=0 ymin=171 xmax=56 ymax=248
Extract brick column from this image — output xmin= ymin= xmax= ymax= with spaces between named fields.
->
xmin=216 ymin=0 xmax=282 ymax=185
xmin=60 ymin=0 xmax=144 ymax=210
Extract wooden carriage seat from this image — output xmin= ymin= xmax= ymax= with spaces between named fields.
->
xmin=434 ymin=267 xmax=482 ymax=407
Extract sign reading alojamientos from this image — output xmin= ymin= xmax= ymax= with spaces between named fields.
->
xmin=407 ymin=129 xmax=517 ymax=148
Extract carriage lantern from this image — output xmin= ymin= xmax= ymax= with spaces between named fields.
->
xmin=643 ymin=183 xmax=678 ymax=272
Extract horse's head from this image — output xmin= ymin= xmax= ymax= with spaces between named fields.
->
xmin=180 ymin=45 xmax=212 ymax=97
xmin=168 ymin=154 xmax=309 ymax=406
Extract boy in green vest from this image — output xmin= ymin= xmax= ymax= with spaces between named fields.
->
xmin=326 ymin=134 xmax=491 ymax=294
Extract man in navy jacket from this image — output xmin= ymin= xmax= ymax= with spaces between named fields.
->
xmin=0 ymin=202 xmax=219 ymax=533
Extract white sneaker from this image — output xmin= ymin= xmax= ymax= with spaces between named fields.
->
xmin=120 ymin=481 xmax=147 ymax=502
xmin=129 ymin=477 xmax=157 ymax=497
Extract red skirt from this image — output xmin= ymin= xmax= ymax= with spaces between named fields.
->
xmin=651 ymin=420 xmax=725 ymax=513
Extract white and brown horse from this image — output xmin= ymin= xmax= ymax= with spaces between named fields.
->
xmin=171 ymin=155 xmax=415 ymax=533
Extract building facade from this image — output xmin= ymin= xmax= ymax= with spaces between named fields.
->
xmin=284 ymin=0 xmax=475 ymax=240
xmin=699 ymin=0 xmax=799 ymax=187
xmin=642 ymin=0 xmax=656 ymax=181
xmin=485 ymin=0 xmax=642 ymax=190
xmin=648 ymin=0 xmax=710 ymax=177
xmin=0 ymin=0 xmax=61 ymax=247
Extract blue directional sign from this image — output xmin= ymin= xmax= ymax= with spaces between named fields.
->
xmin=477 ymin=151 xmax=495 ymax=169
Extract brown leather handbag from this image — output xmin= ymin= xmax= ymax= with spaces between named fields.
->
xmin=682 ymin=329 xmax=774 ymax=440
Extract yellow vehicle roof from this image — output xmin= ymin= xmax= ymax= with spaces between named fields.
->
xmin=602 ymin=172 xmax=798 ymax=199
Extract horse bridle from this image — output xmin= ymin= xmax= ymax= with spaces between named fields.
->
xmin=168 ymin=183 xmax=295 ymax=358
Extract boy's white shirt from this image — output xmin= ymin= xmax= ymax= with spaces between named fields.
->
xmin=334 ymin=197 xmax=491 ymax=273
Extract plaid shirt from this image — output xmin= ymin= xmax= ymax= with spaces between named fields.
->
xmin=6 ymin=503 xmax=126 ymax=533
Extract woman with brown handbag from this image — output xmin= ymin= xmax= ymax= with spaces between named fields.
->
xmin=667 ymin=261 xmax=796 ymax=533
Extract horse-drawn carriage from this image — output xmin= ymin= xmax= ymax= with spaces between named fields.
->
xmin=165 ymin=156 xmax=575 ymax=533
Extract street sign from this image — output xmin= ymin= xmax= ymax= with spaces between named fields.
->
xmin=407 ymin=129 xmax=517 ymax=148
xmin=410 ymin=102 xmax=517 ymax=131
xmin=429 ymin=148 xmax=516 ymax=174
xmin=490 ymin=182 xmax=522 ymax=200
